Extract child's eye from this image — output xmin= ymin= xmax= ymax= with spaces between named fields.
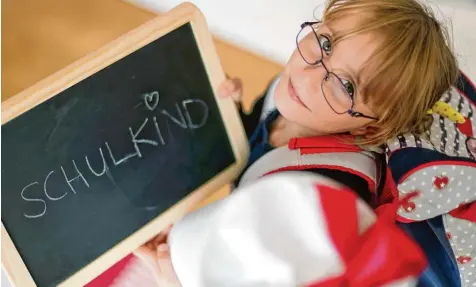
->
xmin=318 ymin=35 xmax=332 ymax=55
xmin=341 ymin=79 xmax=355 ymax=98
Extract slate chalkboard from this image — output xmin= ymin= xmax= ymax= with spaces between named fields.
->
xmin=1 ymin=21 xmax=236 ymax=287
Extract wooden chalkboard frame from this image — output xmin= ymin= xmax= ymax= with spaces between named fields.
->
xmin=1 ymin=3 xmax=249 ymax=286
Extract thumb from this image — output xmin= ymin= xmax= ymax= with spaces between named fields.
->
xmin=134 ymin=245 xmax=158 ymax=268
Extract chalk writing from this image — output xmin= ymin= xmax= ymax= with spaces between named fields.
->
xmin=144 ymin=91 xmax=159 ymax=111
xmin=85 ymin=148 xmax=108 ymax=176
xmin=182 ymin=99 xmax=209 ymax=129
xmin=44 ymin=171 xmax=67 ymax=201
xmin=20 ymin=91 xmax=210 ymax=219
xmin=21 ymin=182 xmax=46 ymax=219
xmin=153 ymin=116 xmax=165 ymax=145
xmin=61 ymin=160 xmax=90 ymax=194
xmin=162 ymin=104 xmax=187 ymax=129
xmin=129 ymin=118 xmax=159 ymax=158
xmin=105 ymin=141 xmax=137 ymax=167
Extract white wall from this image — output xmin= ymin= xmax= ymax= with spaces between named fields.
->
xmin=131 ymin=0 xmax=476 ymax=80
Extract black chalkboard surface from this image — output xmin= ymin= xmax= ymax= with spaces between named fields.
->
xmin=1 ymin=4 xmax=247 ymax=287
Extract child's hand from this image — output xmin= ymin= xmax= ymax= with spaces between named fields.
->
xmin=134 ymin=225 xmax=181 ymax=287
xmin=218 ymin=77 xmax=242 ymax=104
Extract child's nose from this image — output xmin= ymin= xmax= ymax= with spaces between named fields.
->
xmin=303 ymin=62 xmax=327 ymax=84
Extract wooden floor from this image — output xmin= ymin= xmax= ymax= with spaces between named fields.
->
xmin=1 ymin=0 xmax=283 ymax=209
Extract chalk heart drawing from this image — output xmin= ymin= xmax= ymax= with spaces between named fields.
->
xmin=144 ymin=91 xmax=160 ymax=111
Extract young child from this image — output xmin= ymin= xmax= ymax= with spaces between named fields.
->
xmin=136 ymin=0 xmax=476 ymax=285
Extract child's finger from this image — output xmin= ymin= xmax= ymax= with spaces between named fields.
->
xmin=134 ymin=245 xmax=157 ymax=267
xmin=155 ymin=245 xmax=180 ymax=284
xmin=217 ymin=80 xmax=233 ymax=98
xmin=157 ymin=260 xmax=178 ymax=283
xmin=229 ymin=78 xmax=242 ymax=102
xmin=230 ymin=78 xmax=242 ymax=92
xmin=152 ymin=225 xmax=174 ymax=246
xmin=218 ymin=78 xmax=241 ymax=99
xmin=146 ymin=241 xmax=155 ymax=250
xmin=154 ymin=232 xmax=167 ymax=244
xmin=156 ymin=243 xmax=170 ymax=258
xmin=225 ymin=78 xmax=241 ymax=94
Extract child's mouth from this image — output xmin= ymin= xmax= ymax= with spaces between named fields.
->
xmin=288 ymin=78 xmax=309 ymax=110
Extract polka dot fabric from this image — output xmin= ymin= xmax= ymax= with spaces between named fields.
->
xmin=386 ymin=72 xmax=476 ymax=286
xmin=444 ymin=214 xmax=476 ymax=286
xmin=397 ymin=164 xmax=476 ymax=221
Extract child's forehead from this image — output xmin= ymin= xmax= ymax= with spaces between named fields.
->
xmin=328 ymin=15 xmax=386 ymax=80
xmin=323 ymin=12 xmax=373 ymax=38
xmin=322 ymin=17 xmax=382 ymax=81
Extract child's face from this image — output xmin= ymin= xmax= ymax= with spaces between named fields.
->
xmin=275 ymin=14 xmax=381 ymax=135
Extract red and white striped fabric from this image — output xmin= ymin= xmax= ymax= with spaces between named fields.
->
xmin=169 ymin=172 xmax=427 ymax=287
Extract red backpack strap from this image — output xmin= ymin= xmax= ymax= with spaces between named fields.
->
xmin=288 ymin=135 xmax=365 ymax=154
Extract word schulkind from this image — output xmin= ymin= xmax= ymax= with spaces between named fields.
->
xmin=19 ymin=91 xmax=210 ymax=219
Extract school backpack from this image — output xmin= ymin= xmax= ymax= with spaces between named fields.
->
xmin=384 ymin=71 xmax=476 ymax=286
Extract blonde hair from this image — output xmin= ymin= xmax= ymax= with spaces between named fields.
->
xmin=321 ymin=0 xmax=459 ymax=146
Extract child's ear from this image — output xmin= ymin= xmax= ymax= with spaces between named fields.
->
xmin=349 ymin=125 xmax=379 ymax=136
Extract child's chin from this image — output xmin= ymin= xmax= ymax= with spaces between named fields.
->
xmin=275 ymin=96 xmax=296 ymax=118
xmin=275 ymin=91 xmax=300 ymax=113
xmin=276 ymin=101 xmax=308 ymax=125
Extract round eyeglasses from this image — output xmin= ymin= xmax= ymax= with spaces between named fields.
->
xmin=296 ymin=21 xmax=378 ymax=121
